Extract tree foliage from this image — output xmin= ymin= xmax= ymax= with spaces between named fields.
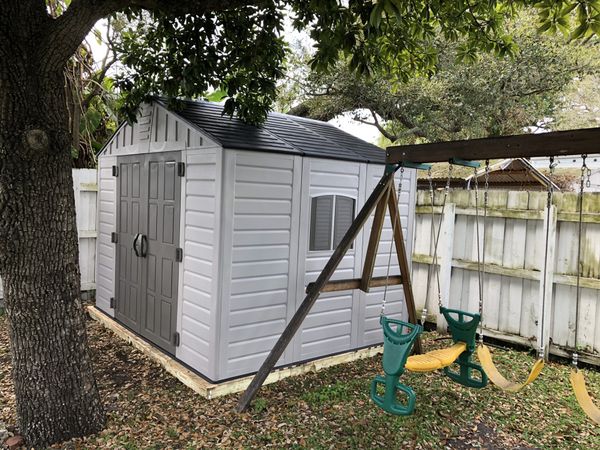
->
xmin=110 ymin=1 xmax=600 ymax=126
xmin=283 ymin=10 xmax=600 ymax=144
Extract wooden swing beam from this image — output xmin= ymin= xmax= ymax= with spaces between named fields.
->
xmin=238 ymin=126 xmax=600 ymax=412
xmin=386 ymin=127 xmax=600 ymax=164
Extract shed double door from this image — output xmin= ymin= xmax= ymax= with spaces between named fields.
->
xmin=115 ymin=152 xmax=182 ymax=355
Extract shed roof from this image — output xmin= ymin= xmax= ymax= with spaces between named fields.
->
xmin=156 ymin=98 xmax=386 ymax=164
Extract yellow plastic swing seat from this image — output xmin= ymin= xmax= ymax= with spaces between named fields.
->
xmin=477 ymin=344 xmax=544 ymax=393
xmin=570 ymin=368 xmax=600 ymax=425
xmin=406 ymin=342 xmax=467 ymax=373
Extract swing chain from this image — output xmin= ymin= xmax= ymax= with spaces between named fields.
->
xmin=582 ymin=154 xmax=592 ymax=188
xmin=434 ymin=164 xmax=452 ymax=310
xmin=539 ymin=157 xmax=556 ymax=359
xmin=478 ymin=160 xmax=490 ymax=342
xmin=422 ymin=167 xmax=436 ymax=324
xmin=483 ymin=159 xmax=490 ymax=211
xmin=473 ymin=164 xmax=483 ymax=318
xmin=548 ymin=156 xmax=556 ymax=204
xmin=381 ymin=167 xmax=404 ymax=317
xmin=573 ymin=155 xmax=588 ymax=364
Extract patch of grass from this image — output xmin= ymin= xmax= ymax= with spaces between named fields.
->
xmin=253 ymin=397 xmax=268 ymax=413
xmin=166 ymin=427 xmax=179 ymax=439
xmin=301 ymin=380 xmax=361 ymax=405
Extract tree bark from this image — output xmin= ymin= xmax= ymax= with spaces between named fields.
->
xmin=0 ymin=3 xmax=105 ymax=447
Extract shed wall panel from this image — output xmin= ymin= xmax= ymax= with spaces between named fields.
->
xmin=96 ymin=157 xmax=117 ymax=315
xmin=176 ymin=149 xmax=221 ymax=379
xmin=100 ymin=103 xmax=218 ymax=158
xmin=295 ymin=159 xmax=363 ymax=360
xmin=219 ymin=151 xmax=300 ymax=379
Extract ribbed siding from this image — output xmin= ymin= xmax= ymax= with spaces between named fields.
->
xmin=178 ymin=150 xmax=218 ymax=375
xmin=299 ymin=159 xmax=361 ymax=359
xmin=96 ymin=156 xmax=117 ymax=315
xmin=224 ymin=152 xmax=297 ymax=377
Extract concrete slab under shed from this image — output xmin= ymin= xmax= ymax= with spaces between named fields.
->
xmin=86 ymin=305 xmax=383 ymax=399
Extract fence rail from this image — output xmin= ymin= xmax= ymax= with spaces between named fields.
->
xmin=412 ymin=189 xmax=600 ymax=365
xmin=0 ymin=169 xmax=98 ymax=303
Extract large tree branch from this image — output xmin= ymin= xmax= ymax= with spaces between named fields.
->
xmin=81 ymin=57 xmax=117 ymax=110
xmin=42 ymin=0 xmax=271 ymax=70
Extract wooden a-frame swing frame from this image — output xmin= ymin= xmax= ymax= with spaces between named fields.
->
xmin=236 ymin=126 xmax=600 ymax=412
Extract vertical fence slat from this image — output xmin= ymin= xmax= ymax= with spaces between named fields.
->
xmin=412 ymin=189 xmax=600 ymax=365
xmin=537 ymin=204 xmax=556 ymax=359
xmin=437 ymin=203 xmax=455 ymax=332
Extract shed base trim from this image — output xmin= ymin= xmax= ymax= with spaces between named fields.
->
xmin=86 ymin=305 xmax=383 ymax=399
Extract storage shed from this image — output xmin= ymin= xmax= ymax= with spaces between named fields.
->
xmin=95 ymin=98 xmax=416 ymax=382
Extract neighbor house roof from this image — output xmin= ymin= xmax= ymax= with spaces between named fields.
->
xmin=156 ymin=98 xmax=386 ymax=164
xmin=416 ymin=158 xmax=560 ymax=191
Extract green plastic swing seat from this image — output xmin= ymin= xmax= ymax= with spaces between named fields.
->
xmin=440 ymin=307 xmax=488 ymax=389
xmin=370 ymin=317 xmax=421 ymax=416
xmin=371 ymin=307 xmax=488 ymax=416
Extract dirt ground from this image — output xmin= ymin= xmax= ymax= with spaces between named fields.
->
xmin=1 ymin=311 xmax=599 ymax=449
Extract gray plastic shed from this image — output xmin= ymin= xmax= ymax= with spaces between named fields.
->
xmin=95 ymin=98 xmax=416 ymax=383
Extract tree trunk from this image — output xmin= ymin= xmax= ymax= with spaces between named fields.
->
xmin=0 ymin=6 xmax=105 ymax=447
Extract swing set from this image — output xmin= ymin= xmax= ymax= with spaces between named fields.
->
xmin=236 ymin=127 xmax=600 ymax=425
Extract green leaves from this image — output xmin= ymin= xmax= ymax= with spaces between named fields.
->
xmin=115 ymin=3 xmax=286 ymax=124
xmin=281 ymin=6 xmax=599 ymax=145
xmin=535 ymin=0 xmax=600 ymax=39
xmin=109 ymin=0 xmax=598 ymax=125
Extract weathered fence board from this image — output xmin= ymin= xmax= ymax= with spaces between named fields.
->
xmin=0 ymin=169 xmax=98 ymax=302
xmin=413 ymin=190 xmax=600 ymax=365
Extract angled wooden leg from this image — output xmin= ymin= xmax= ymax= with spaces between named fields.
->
xmin=236 ymin=169 xmax=397 ymax=412
xmin=388 ymin=184 xmax=422 ymax=354
xmin=360 ymin=183 xmax=392 ymax=292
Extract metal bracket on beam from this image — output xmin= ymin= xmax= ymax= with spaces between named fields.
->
xmin=449 ymin=158 xmax=480 ymax=168
xmin=400 ymin=161 xmax=433 ymax=171
xmin=384 ymin=163 xmax=402 ymax=175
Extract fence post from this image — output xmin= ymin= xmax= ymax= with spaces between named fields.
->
xmin=436 ymin=203 xmax=456 ymax=333
xmin=538 ymin=203 xmax=556 ymax=360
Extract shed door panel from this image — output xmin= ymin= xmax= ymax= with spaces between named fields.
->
xmin=140 ymin=155 xmax=181 ymax=354
xmin=115 ymin=157 xmax=144 ymax=333
xmin=115 ymin=152 xmax=181 ymax=355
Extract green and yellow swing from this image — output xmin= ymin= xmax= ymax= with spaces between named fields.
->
xmin=371 ymin=160 xmax=545 ymax=416
xmin=568 ymin=155 xmax=600 ymax=425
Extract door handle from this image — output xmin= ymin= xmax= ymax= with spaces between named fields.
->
xmin=140 ymin=234 xmax=148 ymax=258
xmin=133 ymin=233 xmax=141 ymax=257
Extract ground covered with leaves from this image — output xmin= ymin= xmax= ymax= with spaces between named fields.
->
xmin=1 ymin=311 xmax=599 ymax=449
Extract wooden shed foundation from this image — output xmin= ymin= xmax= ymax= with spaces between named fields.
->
xmin=86 ymin=305 xmax=382 ymax=399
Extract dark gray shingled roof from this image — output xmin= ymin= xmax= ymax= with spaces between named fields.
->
xmin=157 ymin=98 xmax=386 ymax=164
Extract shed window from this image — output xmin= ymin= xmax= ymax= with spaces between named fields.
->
xmin=310 ymin=195 xmax=356 ymax=251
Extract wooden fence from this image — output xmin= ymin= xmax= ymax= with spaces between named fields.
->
xmin=0 ymin=169 xmax=98 ymax=303
xmin=412 ymin=189 xmax=600 ymax=365
xmin=2 ymin=173 xmax=598 ymax=367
